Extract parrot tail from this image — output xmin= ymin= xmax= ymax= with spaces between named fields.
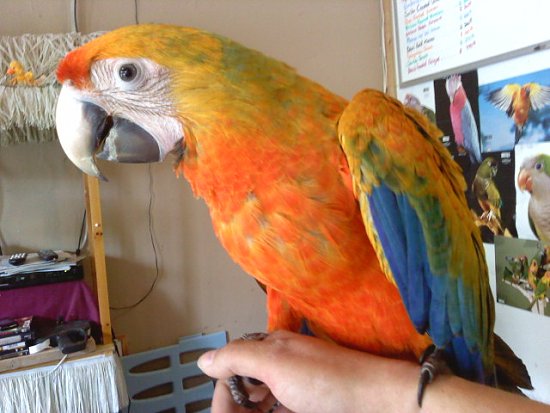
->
xmin=493 ymin=333 xmax=533 ymax=394
xmin=514 ymin=125 xmax=524 ymax=144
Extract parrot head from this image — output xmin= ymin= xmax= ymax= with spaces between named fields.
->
xmin=445 ymin=74 xmax=462 ymax=103
xmin=476 ymin=156 xmax=498 ymax=179
xmin=517 ymin=154 xmax=550 ymax=195
xmin=55 ymin=24 xmax=294 ymax=180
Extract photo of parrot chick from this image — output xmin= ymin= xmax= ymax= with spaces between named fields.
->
xmin=5 ymin=60 xmax=43 ymax=86
xmin=503 ymin=255 xmax=528 ymax=285
xmin=403 ymin=93 xmax=436 ymax=124
xmin=54 ymin=24 xmax=533 ymax=408
xmin=445 ymin=74 xmax=482 ymax=166
xmin=500 ymin=242 xmax=550 ymax=315
xmin=528 ymin=271 xmax=550 ymax=312
xmin=488 ymin=82 xmax=550 ymax=144
xmin=517 ymin=154 xmax=550 ymax=243
xmin=471 ymin=157 xmax=506 ymax=235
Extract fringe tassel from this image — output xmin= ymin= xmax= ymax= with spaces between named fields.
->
xmin=0 ymin=353 xmax=128 ymax=413
xmin=0 ymin=32 xmax=102 ymax=146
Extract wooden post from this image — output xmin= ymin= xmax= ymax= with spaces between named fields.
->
xmin=83 ymin=175 xmax=112 ymax=344
xmin=382 ymin=0 xmax=398 ymax=97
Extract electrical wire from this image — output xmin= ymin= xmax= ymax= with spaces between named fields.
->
xmin=134 ymin=0 xmax=140 ymax=25
xmin=110 ymin=165 xmax=160 ymax=310
xmin=72 ymin=0 xmax=79 ymax=32
xmin=75 ymin=209 xmax=86 ymax=256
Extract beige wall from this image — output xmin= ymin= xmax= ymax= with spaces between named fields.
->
xmin=0 ymin=0 xmax=383 ymax=353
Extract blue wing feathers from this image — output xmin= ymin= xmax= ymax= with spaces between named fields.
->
xmin=368 ymin=182 xmax=484 ymax=380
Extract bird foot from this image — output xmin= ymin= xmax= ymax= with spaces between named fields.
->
xmin=228 ymin=332 xmax=269 ymax=409
xmin=417 ymin=345 xmax=449 ymax=407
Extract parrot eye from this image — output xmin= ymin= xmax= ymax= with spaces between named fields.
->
xmin=535 ymin=162 xmax=543 ymax=171
xmin=119 ymin=64 xmax=138 ymax=82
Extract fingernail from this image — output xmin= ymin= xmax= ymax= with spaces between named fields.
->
xmin=198 ymin=350 xmax=215 ymax=370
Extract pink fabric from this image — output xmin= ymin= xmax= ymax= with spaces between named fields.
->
xmin=0 ymin=280 xmax=100 ymax=325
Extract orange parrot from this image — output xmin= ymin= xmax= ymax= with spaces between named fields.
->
xmin=488 ymin=82 xmax=550 ymax=143
xmin=54 ymin=25 xmax=532 ymax=408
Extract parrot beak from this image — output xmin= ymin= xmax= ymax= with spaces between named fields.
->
xmin=517 ymin=169 xmax=532 ymax=193
xmin=55 ymin=83 xmax=162 ymax=181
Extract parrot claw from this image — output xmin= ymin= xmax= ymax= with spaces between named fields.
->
xmin=417 ymin=345 xmax=449 ymax=407
xmin=228 ymin=332 xmax=269 ymax=409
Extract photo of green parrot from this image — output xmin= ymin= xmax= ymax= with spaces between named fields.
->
xmin=54 ymin=24 xmax=532 ymax=407
xmin=471 ymin=156 xmax=507 ymax=236
xmin=518 ymin=154 xmax=550 ymax=243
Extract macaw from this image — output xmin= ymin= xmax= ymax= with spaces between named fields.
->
xmin=472 ymin=157 xmax=504 ymax=235
xmin=488 ymin=83 xmax=550 ymax=143
xmin=445 ymin=74 xmax=482 ymax=166
xmin=54 ymin=24 xmax=532 ymax=406
xmin=518 ymin=154 xmax=550 ymax=243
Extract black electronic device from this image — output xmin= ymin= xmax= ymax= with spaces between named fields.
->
xmin=0 ymin=263 xmax=84 ymax=290
xmin=38 ymin=249 xmax=58 ymax=261
xmin=8 ymin=253 xmax=27 ymax=266
xmin=52 ymin=320 xmax=91 ymax=354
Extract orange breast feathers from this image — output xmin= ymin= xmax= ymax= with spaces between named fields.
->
xmin=189 ymin=130 xmax=431 ymax=359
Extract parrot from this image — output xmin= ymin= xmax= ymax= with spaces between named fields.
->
xmin=445 ymin=74 xmax=482 ymax=165
xmin=504 ymin=255 xmax=528 ymax=285
xmin=488 ymin=82 xmax=550 ymax=144
xmin=517 ymin=154 xmax=550 ymax=243
xmin=472 ymin=157 xmax=504 ymax=235
xmin=403 ymin=93 xmax=436 ymax=124
xmin=54 ymin=24 xmax=532 ymax=407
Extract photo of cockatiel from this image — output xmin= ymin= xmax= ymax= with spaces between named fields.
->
xmin=488 ymin=82 xmax=550 ymax=144
xmin=471 ymin=157 xmax=507 ymax=236
xmin=54 ymin=24 xmax=532 ymax=408
xmin=518 ymin=154 xmax=550 ymax=243
xmin=445 ymin=74 xmax=482 ymax=166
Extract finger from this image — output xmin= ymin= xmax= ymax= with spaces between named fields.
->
xmin=198 ymin=339 xmax=269 ymax=381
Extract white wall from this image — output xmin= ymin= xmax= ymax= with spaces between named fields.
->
xmin=0 ymin=0 xmax=383 ymax=352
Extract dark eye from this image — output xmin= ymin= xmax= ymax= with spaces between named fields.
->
xmin=119 ymin=64 xmax=138 ymax=81
xmin=535 ymin=162 xmax=543 ymax=171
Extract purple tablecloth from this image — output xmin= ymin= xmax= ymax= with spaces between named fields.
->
xmin=0 ymin=280 xmax=100 ymax=325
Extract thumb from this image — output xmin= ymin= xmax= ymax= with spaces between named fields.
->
xmin=197 ymin=340 xmax=266 ymax=382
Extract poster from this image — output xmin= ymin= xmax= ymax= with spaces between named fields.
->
xmin=397 ymin=32 xmax=550 ymax=407
xmin=399 ymin=48 xmax=550 ymax=245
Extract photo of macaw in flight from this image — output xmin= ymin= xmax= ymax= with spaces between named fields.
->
xmin=480 ymin=69 xmax=550 ymax=151
xmin=488 ymin=82 xmax=550 ymax=144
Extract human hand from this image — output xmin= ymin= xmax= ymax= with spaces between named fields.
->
xmin=197 ymin=330 xmax=414 ymax=413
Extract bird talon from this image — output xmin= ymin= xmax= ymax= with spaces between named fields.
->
xmin=417 ymin=346 xmax=449 ymax=407
xmin=228 ymin=332 xmax=269 ymax=409
xmin=227 ymin=375 xmax=258 ymax=409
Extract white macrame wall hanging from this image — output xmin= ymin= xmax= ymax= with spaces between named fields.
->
xmin=0 ymin=32 xmax=101 ymax=146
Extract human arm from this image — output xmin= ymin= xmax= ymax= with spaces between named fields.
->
xmin=198 ymin=330 xmax=550 ymax=413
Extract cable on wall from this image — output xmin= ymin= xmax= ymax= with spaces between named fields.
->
xmin=110 ymin=165 xmax=160 ymax=310
xmin=72 ymin=0 xmax=79 ymax=32
xmin=134 ymin=0 xmax=140 ymax=25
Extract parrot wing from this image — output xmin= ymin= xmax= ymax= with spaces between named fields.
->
xmin=526 ymin=82 xmax=550 ymax=111
xmin=461 ymin=99 xmax=482 ymax=165
xmin=487 ymin=83 xmax=521 ymax=116
xmin=338 ymin=89 xmax=494 ymax=380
